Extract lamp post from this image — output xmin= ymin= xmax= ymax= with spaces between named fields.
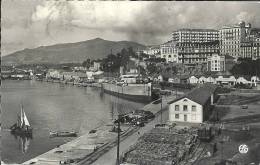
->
xmin=160 ymin=94 xmax=163 ymax=124
xmin=117 ymin=115 xmax=120 ymax=165
xmin=116 ymin=114 xmax=121 ymax=165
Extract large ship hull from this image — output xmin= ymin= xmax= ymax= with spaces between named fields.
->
xmin=101 ymin=83 xmax=152 ymax=103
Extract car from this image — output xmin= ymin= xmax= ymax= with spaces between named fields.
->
xmin=154 ymin=124 xmax=167 ymax=128
xmin=241 ymin=105 xmax=248 ymax=109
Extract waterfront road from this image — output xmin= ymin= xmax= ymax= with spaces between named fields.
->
xmin=90 ymin=101 xmax=170 ymax=165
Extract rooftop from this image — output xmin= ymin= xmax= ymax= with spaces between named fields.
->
xmin=173 ymin=28 xmax=218 ymax=32
xmin=168 ymin=83 xmax=218 ymax=105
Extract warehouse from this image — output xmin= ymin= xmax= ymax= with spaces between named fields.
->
xmin=168 ymin=84 xmax=218 ymax=123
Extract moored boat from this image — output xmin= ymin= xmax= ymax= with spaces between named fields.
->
xmin=49 ymin=131 xmax=78 ymax=137
xmin=10 ymin=104 xmax=33 ymax=137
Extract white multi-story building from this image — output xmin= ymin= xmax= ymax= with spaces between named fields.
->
xmin=240 ymin=28 xmax=260 ymax=59
xmin=160 ymin=41 xmax=179 ymax=63
xmin=168 ymin=84 xmax=217 ymax=123
xmin=178 ymin=41 xmax=219 ymax=64
xmin=207 ymin=54 xmax=225 ymax=72
xmin=219 ymin=21 xmax=251 ymax=58
xmin=172 ymin=29 xmax=219 ymax=43
xmin=143 ymin=46 xmax=160 ymax=58
xmin=169 ymin=28 xmax=220 ymax=64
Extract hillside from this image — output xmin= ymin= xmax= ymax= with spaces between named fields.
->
xmin=2 ymin=38 xmax=146 ymax=65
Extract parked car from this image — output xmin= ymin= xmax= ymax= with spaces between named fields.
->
xmin=241 ymin=105 xmax=248 ymax=109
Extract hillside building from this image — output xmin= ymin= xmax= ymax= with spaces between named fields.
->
xmin=160 ymin=41 xmax=179 ymax=63
xmin=240 ymin=28 xmax=260 ymax=59
xmin=143 ymin=46 xmax=160 ymax=58
xmin=178 ymin=41 xmax=219 ymax=64
xmin=207 ymin=54 xmax=225 ymax=72
xmin=168 ymin=84 xmax=218 ymax=123
xmin=162 ymin=28 xmax=220 ymax=64
xmin=172 ymin=29 xmax=219 ymax=43
xmin=219 ymin=21 xmax=251 ymax=58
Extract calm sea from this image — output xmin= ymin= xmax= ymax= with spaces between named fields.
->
xmin=1 ymin=80 xmax=144 ymax=163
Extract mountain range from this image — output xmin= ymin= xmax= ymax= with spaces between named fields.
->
xmin=2 ymin=38 xmax=146 ymax=65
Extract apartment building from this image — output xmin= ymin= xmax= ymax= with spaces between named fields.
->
xmin=207 ymin=54 xmax=225 ymax=72
xmin=143 ymin=46 xmax=160 ymax=58
xmin=172 ymin=29 xmax=219 ymax=43
xmin=219 ymin=21 xmax=251 ymax=58
xmin=167 ymin=28 xmax=220 ymax=64
xmin=178 ymin=41 xmax=219 ymax=64
xmin=240 ymin=28 xmax=260 ymax=59
xmin=160 ymin=40 xmax=179 ymax=63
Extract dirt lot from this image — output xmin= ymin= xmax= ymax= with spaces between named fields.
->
xmin=196 ymin=126 xmax=260 ymax=165
xmin=197 ymin=91 xmax=260 ymax=165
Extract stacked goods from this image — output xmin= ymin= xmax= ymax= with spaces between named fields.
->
xmin=123 ymin=127 xmax=198 ymax=165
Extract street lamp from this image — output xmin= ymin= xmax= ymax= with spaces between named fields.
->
xmin=114 ymin=114 xmax=123 ymax=165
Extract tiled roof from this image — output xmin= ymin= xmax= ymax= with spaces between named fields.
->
xmin=168 ymin=83 xmax=217 ymax=105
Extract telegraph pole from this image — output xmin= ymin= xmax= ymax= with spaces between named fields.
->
xmin=116 ymin=115 xmax=120 ymax=165
xmin=161 ymin=95 xmax=163 ymax=124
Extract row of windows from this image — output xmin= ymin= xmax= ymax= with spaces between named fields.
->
xmin=175 ymin=114 xmax=197 ymax=120
xmin=175 ymin=105 xmax=196 ymax=111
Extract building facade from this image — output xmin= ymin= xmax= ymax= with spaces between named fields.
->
xmin=178 ymin=41 xmax=220 ymax=64
xmin=165 ymin=28 xmax=220 ymax=64
xmin=207 ymin=54 xmax=225 ymax=72
xmin=160 ymin=41 xmax=179 ymax=63
xmin=143 ymin=46 xmax=160 ymax=58
xmin=172 ymin=29 xmax=219 ymax=43
xmin=168 ymin=84 xmax=217 ymax=123
xmin=219 ymin=21 xmax=251 ymax=58
xmin=240 ymin=28 xmax=260 ymax=59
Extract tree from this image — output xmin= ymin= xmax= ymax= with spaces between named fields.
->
xmin=82 ymin=58 xmax=91 ymax=68
xmin=230 ymin=59 xmax=260 ymax=76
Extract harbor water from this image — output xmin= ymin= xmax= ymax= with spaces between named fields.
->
xmin=1 ymin=80 xmax=144 ymax=163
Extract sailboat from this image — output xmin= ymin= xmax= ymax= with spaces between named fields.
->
xmin=10 ymin=104 xmax=33 ymax=137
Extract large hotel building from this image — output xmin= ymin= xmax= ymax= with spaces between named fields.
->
xmin=219 ymin=21 xmax=251 ymax=58
xmin=172 ymin=29 xmax=219 ymax=43
xmin=219 ymin=21 xmax=260 ymax=59
xmin=160 ymin=21 xmax=260 ymax=64
xmin=160 ymin=29 xmax=219 ymax=64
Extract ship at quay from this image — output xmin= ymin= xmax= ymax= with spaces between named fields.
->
xmin=101 ymin=82 xmax=153 ymax=103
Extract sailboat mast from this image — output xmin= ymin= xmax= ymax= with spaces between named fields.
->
xmin=20 ymin=104 xmax=24 ymax=127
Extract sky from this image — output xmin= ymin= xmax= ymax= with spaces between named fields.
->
xmin=1 ymin=0 xmax=260 ymax=56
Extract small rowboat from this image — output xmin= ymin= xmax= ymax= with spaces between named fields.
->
xmin=49 ymin=131 xmax=77 ymax=138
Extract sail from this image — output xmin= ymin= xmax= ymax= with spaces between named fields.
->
xmin=20 ymin=104 xmax=30 ymax=127
xmin=20 ymin=106 xmax=24 ymax=127
xmin=23 ymin=110 xmax=30 ymax=127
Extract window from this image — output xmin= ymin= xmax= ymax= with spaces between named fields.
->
xmin=192 ymin=105 xmax=196 ymax=111
xmin=175 ymin=105 xmax=179 ymax=111
xmin=175 ymin=114 xmax=179 ymax=119
xmin=183 ymin=105 xmax=188 ymax=111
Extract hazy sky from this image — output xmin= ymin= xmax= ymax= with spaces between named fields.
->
xmin=2 ymin=0 xmax=260 ymax=56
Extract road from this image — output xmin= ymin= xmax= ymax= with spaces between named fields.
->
xmin=90 ymin=108 xmax=169 ymax=165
